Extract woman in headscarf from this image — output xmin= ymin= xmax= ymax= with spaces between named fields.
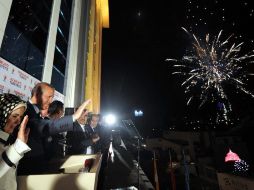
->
xmin=0 ymin=93 xmax=30 ymax=190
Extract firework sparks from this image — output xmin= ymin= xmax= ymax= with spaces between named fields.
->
xmin=167 ymin=27 xmax=254 ymax=123
xmin=233 ymin=159 xmax=250 ymax=173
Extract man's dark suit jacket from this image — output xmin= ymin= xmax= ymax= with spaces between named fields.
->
xmin=66 ymin=122 xmax=93 ymax=154
xmin=18 ymin=102 xmax=74 ymax=175
xmin=85 ymin=125 xmax=102 ymax=153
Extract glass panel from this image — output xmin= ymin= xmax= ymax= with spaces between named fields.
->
xmin=51 ymin=66 xmax=65 ymax=93
xmin=51 ymin=0 xmax=73 ymax=93
xmin=0 ymin=0 xmax=53 ymax=80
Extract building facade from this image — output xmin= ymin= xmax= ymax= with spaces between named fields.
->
xmin=0 ymin=0 xmax=109 ymax=113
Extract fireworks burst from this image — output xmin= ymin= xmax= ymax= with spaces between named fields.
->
xmin=233 ymin=159 xmax=250 ymax=173
xmin=167 ymin=27 xmax=254 ymax=123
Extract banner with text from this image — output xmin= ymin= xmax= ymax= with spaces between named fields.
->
xmin=0 ymin=57 xmax=64 ymax=102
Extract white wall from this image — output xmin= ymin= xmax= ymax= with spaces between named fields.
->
xmin=64 ymin=0 xmax=90 ymax=107
xmin=63 ymin=0 xmax=82 ymax=107
xmin=42 ymin=0 xmax=62 ymax=83
xmin=0 ymin=0 xmax=13 ymax=47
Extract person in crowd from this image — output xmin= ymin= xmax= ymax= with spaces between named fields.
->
xmin=66 ymin=110 xmax=92 ymax=155
xmin=44 ymin=100 xmax=65 ymax=159
xmin=48 ymin=100 xmax=64 ymax=119
xmin=39 ymin=100 xmax=64 ymax=120
xmin=18 ymin=82 xmax=91 ymax=174
xmin=67 ymin=112 xmax=103 ymax=155
xmin=85 ymin=113 xmax=102 ymax=154
xmin=0 ymin=93 xmax=30 ymax=190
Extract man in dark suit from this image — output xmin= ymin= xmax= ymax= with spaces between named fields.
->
xmin=85 ymin=114 xmax=102 ymax=154
xmin=18 ymin=82 xmax=91 ymax=174
xmin=44 ymin=100 xmax=65 ymax=160
xmin=67 ymin=111 xmax=100 ymax=154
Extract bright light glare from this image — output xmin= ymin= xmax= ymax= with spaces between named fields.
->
xmin=134 ymin=110 xmax=143 ymax=117
xmin=104 ymin=114 xmax=116 ymax=125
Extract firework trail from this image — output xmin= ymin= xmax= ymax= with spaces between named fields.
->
xmin=167 ymin=27 xmax=254 ymax=123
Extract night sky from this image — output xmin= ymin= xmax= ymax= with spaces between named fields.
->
xmin=101 ymin=0 xmax=254 ymax=136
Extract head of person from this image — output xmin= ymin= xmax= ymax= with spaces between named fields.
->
xmin=0 ymin=93 xmax=27 ymax=134
xmin=48 ymin=100 xmax=64 ymax=119
xmin=31 ymin=82 xmax=55 ymax=110
xmin=88 ymin=114 xmax=100 ymax=129
xmin=77 ymin=109 xmax=88 ymax=125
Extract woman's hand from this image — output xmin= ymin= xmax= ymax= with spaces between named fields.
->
xmin=17 ymin=115 xmax=30 ymax=143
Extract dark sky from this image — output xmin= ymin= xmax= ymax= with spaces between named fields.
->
xmin=101 ymin=0 xmax=254 ymax=135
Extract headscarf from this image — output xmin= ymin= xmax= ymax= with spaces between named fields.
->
xmin=0 ymin=93 xmax=27 ymax=130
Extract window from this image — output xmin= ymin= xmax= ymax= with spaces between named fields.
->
xmin=51 ymin=0 xmax=73 ymax=93
xmin=0 ymin=0 xmax=53 ymax=80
